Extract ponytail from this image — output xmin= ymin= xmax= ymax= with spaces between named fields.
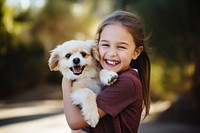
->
xmin=131 ymin=50 xmax=151 ymax=118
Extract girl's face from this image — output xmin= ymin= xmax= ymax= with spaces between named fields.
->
xmin=98 ymin=23 xmax=143 ymax=73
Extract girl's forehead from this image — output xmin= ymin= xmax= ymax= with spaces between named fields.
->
xmin=104 ymin=22 xmax=125 ymax=29
xmin=102 ymin=22 xmax=131 ymax=35
xmin=99 ymin=24 xmax=136 ymax=48
xmin=100 ymin=23 xmax=134 ymax=41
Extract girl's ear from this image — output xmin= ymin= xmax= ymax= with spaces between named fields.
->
xmin=132 ymin=46 xmax=143 ymax=60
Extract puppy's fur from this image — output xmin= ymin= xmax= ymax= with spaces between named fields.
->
xmin=48 ymin=40 xmax=117 ymax=132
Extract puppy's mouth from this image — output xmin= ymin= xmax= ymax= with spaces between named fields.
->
xmin=70 ymin=65 xmax=85 ymax=75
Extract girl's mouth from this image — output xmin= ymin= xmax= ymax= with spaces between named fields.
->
xmin=105 ymin=59 xmax=119 ymax=65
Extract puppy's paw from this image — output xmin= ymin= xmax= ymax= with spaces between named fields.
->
xmin=100 ymin=69 xmax=118 ymax=86
xmin=83 ymin=106 xmax=99 ymax=128
xmin=72 ymin=88 xmax=99 ymax=127
xmin=81 ymin=92 xmax=99 ymax=127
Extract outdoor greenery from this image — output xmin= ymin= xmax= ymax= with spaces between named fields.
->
xmin=0 ymin=0 xmax=200 ymax=116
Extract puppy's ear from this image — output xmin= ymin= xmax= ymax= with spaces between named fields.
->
xmin=48 ymin=50 xmax=59 ymax=71
xmin=91 ymin=45 xmax=100 ymax=61
xmin=85 ymin=40 xmax=100 ymax=61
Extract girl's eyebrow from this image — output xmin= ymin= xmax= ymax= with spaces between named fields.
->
xmin=100 ymin=40 xmax=129 ymax=45
xmin=118 ymin=42 xmax=129 ymax=46
xmin=99 ymin=40 xmax=109 ymax=43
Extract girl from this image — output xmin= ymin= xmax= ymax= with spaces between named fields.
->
xmin=62 ymin=11 xmax=151 ymax=133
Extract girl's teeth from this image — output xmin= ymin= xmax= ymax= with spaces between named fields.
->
xmin=106 ymin=60 xmax=118 ymax=65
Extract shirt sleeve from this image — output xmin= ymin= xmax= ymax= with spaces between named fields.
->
xmin=97 ymin=74 xmax=139 ymax=117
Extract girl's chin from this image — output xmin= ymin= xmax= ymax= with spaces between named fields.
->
xmin=103 ymin=64 xmax=119 ymax=72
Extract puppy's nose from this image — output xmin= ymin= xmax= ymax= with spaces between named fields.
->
xmin=73 ymin=58 xmax=80 ymax=64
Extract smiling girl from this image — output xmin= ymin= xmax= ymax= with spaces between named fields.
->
xmin=62 ymin=11 xmax=151 ymax=133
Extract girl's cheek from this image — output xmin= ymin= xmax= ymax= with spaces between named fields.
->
xmin=99 ymin=54 xmax=104 ymax=63
xmin=98 ymin=51 xmax=105 ymax=64
xmin=98 ymin=49 xmax=104 ymax=58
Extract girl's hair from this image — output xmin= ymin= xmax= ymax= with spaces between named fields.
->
xmin=96 ymin=11 xmax=151 ymax=118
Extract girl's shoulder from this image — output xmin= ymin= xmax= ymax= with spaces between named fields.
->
xmin=116 ymin=68 xmax=142 ymax=90
xmin=119 ymin=68 xmax=140 ymax=80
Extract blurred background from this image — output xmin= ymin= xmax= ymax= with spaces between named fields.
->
xmin=0 ymin=0 xmax=200 ymax=132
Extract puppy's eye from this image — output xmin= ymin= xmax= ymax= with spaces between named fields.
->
xmin=81 ymin=52 xmax=87 ymax=57
xmin=65 ymin=53 xmax=71 ymax=58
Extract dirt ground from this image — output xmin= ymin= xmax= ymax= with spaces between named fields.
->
xmin=0 ymin=84 xmax=200 ymax=133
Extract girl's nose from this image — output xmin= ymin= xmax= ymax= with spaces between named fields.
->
xmin=108 ymin=48 xmax=117 ymax=57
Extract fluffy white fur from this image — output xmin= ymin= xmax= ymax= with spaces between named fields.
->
xmin=48 ymin=40 xmax=118 ymax=132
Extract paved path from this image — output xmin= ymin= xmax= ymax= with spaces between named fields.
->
xmin=0 ymin=100 xmax=200 ymax=133
xmin=0 ymin=100 xmax=71 ymax=133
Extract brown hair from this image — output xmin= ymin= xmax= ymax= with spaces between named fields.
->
xmin=96 ymin=11 xmax=151 ymax=118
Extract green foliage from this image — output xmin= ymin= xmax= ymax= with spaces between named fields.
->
xmin=0 ymin=0 xmax=46 ymax=99
xmin=0 ymin=0 xmax=99 ymax=99
xmin=31 ymin=0 xmax=97 ymax=50
xmin=0 ymin=40 xmax=46 ymax=99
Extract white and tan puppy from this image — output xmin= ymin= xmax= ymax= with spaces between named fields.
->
xmin=48 ymin=40 xmax=117 ymax=132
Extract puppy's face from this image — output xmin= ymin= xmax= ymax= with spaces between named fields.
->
xmin=48 ymin=40 xmax=99 ymax=80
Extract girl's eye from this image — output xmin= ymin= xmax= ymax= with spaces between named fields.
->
xmin=100 ymin=44 xmax=109 ymax=47
xmin=118 ymin=46 xmax=126 ymax=49
xmin=81 ymin=52 xmax=87 ymax=57
xmin=65 ymin=53 xmax=71 ymax=58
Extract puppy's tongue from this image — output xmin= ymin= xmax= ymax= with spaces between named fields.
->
xmin=70 ymin=66 xmax=86 ymax=75
xmin=72 ymin=66 xmax=82 ymax=74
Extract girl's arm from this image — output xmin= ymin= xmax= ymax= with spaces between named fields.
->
xmin=62 ymin=78 xmax=106 ymax=130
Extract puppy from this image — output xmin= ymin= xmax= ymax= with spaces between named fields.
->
xmin=48 ymin=40 xmax=118 ymax=132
